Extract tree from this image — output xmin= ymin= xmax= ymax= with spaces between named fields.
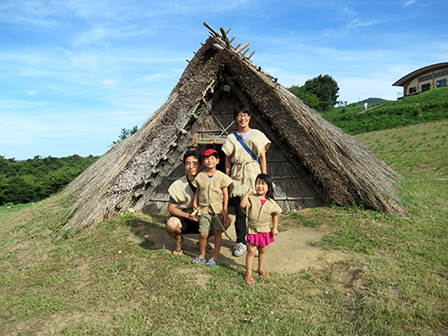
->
xmin=288 ymin=74 xmax=339 ymax=113
xmin=288 ymin=85 xmax=320 ymax=109
xmin=0 ymin=154 xmax=99 ymax=205
xmin=112 ymin=126 xmax=139 ymax=145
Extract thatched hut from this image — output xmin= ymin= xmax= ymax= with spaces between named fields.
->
xmin=61 ymin=23 xmax=402 ymax=234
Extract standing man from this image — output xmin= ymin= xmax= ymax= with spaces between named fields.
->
xmin=166 ymin=150 xmax=213 ymax=255
xmin=222 ymin=105 xmax=271 ymax=257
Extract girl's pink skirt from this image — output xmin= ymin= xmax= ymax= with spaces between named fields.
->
xmin=247 ymin=232 xmax=275 ymax=247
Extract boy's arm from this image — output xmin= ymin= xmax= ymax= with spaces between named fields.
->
xmin=240 ymin=188 xmax=254 ymax=209
xmin=193 ymin=188 xmax=199 ymax=211
xmin=221 ymin=186 xmax=229 ymax=227
xmin=225 ymin=156 xmax=232 ymax=176
xmin=259 ymin=146 xmax=267 ymax=174
xmin=271 ymin=213 xmax=279 ymax=236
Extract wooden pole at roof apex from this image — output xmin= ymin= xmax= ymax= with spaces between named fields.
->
xmin=220 ymin=27 xmax=233 ymax=49
xmin=236 ymin=43 xmax=249 ymax=53
xmin=220 ymin=27 xmax=229 ymax=43
xmin=203 ymin=22 xmax=220 ymax=37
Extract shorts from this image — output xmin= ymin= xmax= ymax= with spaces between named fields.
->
xmin=198 ymin=214 xmax=223 ymax=232
xmin=166 ymin=215 xmax=200 ymax=234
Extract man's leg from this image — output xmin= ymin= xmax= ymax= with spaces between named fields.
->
xmin=165 ymin=216 xmax=183 ymax=254
xmin=231 ymin=196 xmax=247 ymax=257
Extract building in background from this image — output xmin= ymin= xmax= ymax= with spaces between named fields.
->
xmin=393 ymin=62 xmax=448 ymax=98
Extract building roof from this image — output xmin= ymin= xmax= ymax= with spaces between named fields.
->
xmin=59 ymin=23 xmax=403 ymax=235
xmin=393 ymin=62 xmax=448 ymax=87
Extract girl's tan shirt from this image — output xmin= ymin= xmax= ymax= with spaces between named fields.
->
xmin=243 ymin=194 xmax=282 ymax=234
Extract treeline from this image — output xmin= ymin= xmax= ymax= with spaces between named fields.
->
xmin=288 ymin=74 xmax=339 ymax=113
xmin=0 ymin=154 xmax=99 ymax=205
xmin=323 ymin=87 xmax=448 ymax=135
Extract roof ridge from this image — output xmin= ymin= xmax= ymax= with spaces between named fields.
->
xmin=203 ymin=22 xmax=278 ymax=83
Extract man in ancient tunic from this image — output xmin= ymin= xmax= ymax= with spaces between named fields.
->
xmin=222 ymin=104 xmax=271 ymax=257
xmin=165 ymin=150 xmax=212 ymax=255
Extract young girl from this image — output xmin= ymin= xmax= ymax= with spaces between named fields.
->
xmin=240 ymin=174 xmax=282 ymax=285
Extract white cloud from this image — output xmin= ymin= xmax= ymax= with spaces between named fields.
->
xmin=342 ymin=5 xmax=356 ymax=15
xmin=346 ymin=19 xmax=380 ymax=30
xmin=403 ymin=0 xmax=417 ymax=7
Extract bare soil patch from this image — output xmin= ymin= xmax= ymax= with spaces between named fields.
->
xmin=134 ymin=214 xmax=348 ymax=274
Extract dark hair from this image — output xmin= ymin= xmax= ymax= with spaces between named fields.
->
xmin=183 ymin=150 xmax=202 ymax=165
xmin=255 ymin=173 xmax=274 ymax=199
xmin=233 ymin=104 xmax=251 ymax=120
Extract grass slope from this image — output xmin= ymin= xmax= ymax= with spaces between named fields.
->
xmin=1 ymin=122 xmax=447 ymax=335
xmin=354 ymin=120 xmax=448 ymax=178
xmin=325 ymin=87 xmax=448 ymax=135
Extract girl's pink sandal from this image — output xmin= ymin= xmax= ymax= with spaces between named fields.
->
xmin=244 ymin=275 xmax=255 ymax=285
xmin=257 ymin=270 xmax=270 ymax=278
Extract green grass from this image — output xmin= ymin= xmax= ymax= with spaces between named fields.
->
xmin=1 ymin=121 xmax=448 ymax=335
xmin=324 ymin=87 xmax=448 ymax=134
xmin=354 ymin=120 xmax=448 ymax=178
xmin=0 ymin=203 xmax=35 ymax=218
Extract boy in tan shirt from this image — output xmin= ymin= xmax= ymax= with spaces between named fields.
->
xmin=191 ymin=149 xmax=233 ymax=267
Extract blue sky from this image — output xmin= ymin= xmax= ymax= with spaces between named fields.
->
xmin=1 ymin=0 xmax=446 ymax=160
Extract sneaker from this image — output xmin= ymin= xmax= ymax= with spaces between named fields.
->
xmin=233 ymin=242 xmax=247 ymax=257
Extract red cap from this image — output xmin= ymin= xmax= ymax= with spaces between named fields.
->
xmin=203 ymin=149 xmax=218 ymax=157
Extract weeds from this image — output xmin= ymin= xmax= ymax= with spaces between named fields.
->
xmin=1 ymin=121 xmax=448 ymax=334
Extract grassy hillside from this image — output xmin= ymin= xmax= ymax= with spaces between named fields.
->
xmin=324 ymin=87 xmax=448 ymax=135
xmin=354 ymin=120 xmax=448 ymax=178
xmin=1 ymin=122 xmax=447 ymax=334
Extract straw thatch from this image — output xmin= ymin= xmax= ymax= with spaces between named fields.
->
xmin=60 ymin=23 xmax=402 ymax=235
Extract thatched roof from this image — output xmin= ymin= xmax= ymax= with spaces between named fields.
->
xmin=60 ymin=23 xmax=402 ymax=235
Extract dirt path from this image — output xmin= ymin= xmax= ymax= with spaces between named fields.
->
xmin=138 ymin=221 xmax=348 ymax=274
